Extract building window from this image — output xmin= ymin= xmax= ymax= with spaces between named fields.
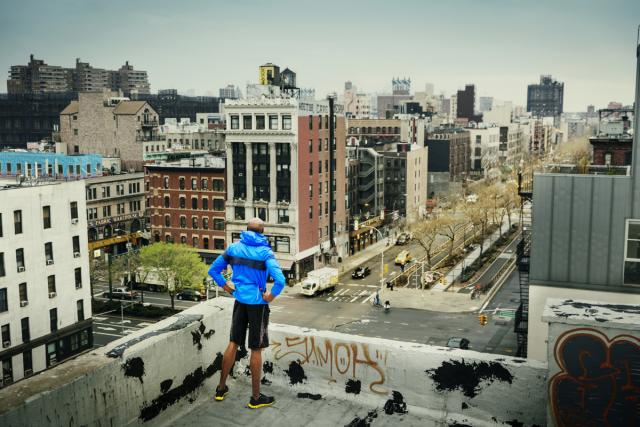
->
xmin=269 ymin=115 xmax=278 ymax=130
xmin=102 ymin=206 xmax=111 ymax=217
xmin=309 ymin=140 xmax=313 ymax=153
xmin=21 ymin=318 xmax=30 ymax=343
xmin=230 ymin=115 xmax=239 ymax=129
xmin=42 ymin=206 xmax=51 ymax=229
xmin=180 ymin=235 xmax=187 ymax=244
xmin=117 ymin=203 xmax=125 ymax=214
xmin=213 ymin=179 xmax=224 ymax=191
xmin=0 ymin=253 xmax=4 ymax=277
xmin=101 ymin=186 xmax=110 ymax=198
xmin=180 ymin=216 xmax=187 ymax=228
xmin=203 ymin=237 xmax=209 ymax=249
xmin=256 ymin=115 xmax=265 ymax=130
xmin=14 ymin=210 xmax=22 ymax=234
xmin=201 ymin=178 xmax=208 ymax=190
xmin=192 ymin=217 xmax=198 ymax=229
xmin=191 ymin=197 xmax=198 ymax=210
xmin=1 ymin=324 xmax=10 ymax=347
xmin=164 ymin=196 xmax=170 ymax=208
xmin=179 ymin=197 xmax=186 ymax=209
xmin=45 ymin=242 xmax=54 ymax=264
xmin=282 ymin=115 xmax=292 ymax=130
xmin=309 ymin=206 xmax=313 ymax=219
xmin=163 ymin=177 xmax=169 ymax=189
xmin=213 ymin=199 xmax=225 ymax=211
xmin=50 ymin=308 xmax=58 ymax=332
xmin=624 ymin=219 xmax=640 ymax=285
xmin=1 ymin=358 xmax=12 ymax=386
xmin=75 ymin=268 xmax=82 ymax=289
xmin=192 ymin=236 xmax=199 ymax=248
xmin=214 ymin=239 xmax=225 ymax=250
xmin=201 ymin=198 xmax=208 ymax=210
xmin=254 ymin=207 xmax=267 ymax=222
xmin=190 ymin=178 xmax=197 ymax=190
xmin=72 ymin=236 xmax=80 ymax=254
xmin=235 ymin=207 xmax=245 ymax=220
xmin=23 ymin=350 xmax=32 ymax=376
xmin=309 ymin=162 xmax=313 ymax=175
xmin=165 ymin=215 xmax=171 ymax=227
xmin=47 ymin=275 xmax=56 ymax=294
xmin=202 ymin=217 xmax=209 ymax=229
xmin=0 ymin=289 xmax=6 ymax=312
xmin=16 ymin=248 xmax=24 ymax=271
xmin=70 ymin=202 xmax=78 ymax=220
xmin=243 ymin=115 xmax=252 ymax=130
xmin=18 ymin=282 xmax=27 ymax=303
xmin=179 ymin=177 xmax=185 ymax=190
xmin=231 ymin=233 xmax=241 ymax=243
xmin=213 ymin=218 xmax=225 ymax=230
xmin=278 ymin=209 xmax=289 ymax=224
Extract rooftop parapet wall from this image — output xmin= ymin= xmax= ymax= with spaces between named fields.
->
xmin=544 ymin=298 xmax=640 ymax=427
xmin=1 ymin=299 xmax=547 ymax=426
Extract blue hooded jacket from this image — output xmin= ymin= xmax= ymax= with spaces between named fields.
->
xmin=208 ymin=230 xmax=286 ymax=305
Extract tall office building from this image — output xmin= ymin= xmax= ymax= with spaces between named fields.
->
xmin=526 ymin=75 xmax=564 ymax=118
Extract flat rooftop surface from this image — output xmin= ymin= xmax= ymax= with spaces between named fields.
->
xmin=165 ymin=380 xmax=433 ymax=427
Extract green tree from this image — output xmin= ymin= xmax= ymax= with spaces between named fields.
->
xmin=140 ymin=243 xmax=208 ymax=309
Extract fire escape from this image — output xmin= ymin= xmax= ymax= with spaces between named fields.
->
xmin=515 ymin=172 xmax=532 ymax=357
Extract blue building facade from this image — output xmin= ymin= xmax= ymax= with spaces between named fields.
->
xmin=0 ymin=152 xmax=102 ymax=178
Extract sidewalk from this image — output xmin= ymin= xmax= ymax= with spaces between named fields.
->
xmin=337 ymin=237 xmax=391 ymax=274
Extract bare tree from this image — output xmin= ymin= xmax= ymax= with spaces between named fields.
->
xmin=439 ymin=212 xmax=467 ymax=258
xmin=411 ymin=217 xmax=444 ymax=269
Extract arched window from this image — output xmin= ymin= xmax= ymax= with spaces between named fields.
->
xmin=164 ymin=215 xmax=171 ymax=227
xmin=179 ymin=197 xmax=186 ymax=209
xmin=164 ymin=196 xmax=170 ymax=208
xmin=192 ymin=236 xmax=199 ymax=248
xmin=191 ymin=197 xmax=198 ymax=210
xmin=180 ymin=235 xmax=187 ymax=244
xmin=202 ymin=198 xmax=208 ymax=210
xmin=192 ymin=217 xmax=198 ymax=229
xmin=179 ymin=177 xmax=185 ymax=190
xmin=163 ymin=177 xmax=169 ymax=189
xmin=180 ymin=216 xmax=186 ymax=228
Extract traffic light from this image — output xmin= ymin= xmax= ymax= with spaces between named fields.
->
xmin=478 ymin=314 xmax=488 ymax=326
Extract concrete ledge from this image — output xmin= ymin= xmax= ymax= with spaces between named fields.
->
xmin=1 ymin=298 xmax=547 ymax=426
xmin=0 ymin=299 xmax=233 ymax=427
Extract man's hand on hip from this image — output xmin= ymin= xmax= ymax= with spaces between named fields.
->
xmin=262 ymin=292 xmax=275 ymax=303
xmin=222 ymin=281 xmax=235 ymax=294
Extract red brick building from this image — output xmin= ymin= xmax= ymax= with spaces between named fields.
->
xmin=145 ymin=157 xmax=226 ymax=263
xmin=590 ymin=136 xmax=632 ymax=166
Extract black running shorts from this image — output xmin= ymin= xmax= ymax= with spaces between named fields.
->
xmin=230 ymin=300 xmax=270 ymax=349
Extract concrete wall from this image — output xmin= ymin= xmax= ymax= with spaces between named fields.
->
xmin=0 ymin=298 xmax=547 ymax=427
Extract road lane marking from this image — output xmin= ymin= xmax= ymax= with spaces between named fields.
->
xmin=96 ymin=326 xmax=116 ymax=331
xmin=93 ymin=316 xmax=107 ymax=321
xmin=137 ymin=322 xmax=154 ymax=327
xmin=93 ymin=331 xmax=123 ymax=338
xmin=335 ymin=289 xmax=349 ymax=296
xmin=349 ymin=296 xmax=359 ymax=303
xmin=361 ymin=292 xmax=376 ymax=304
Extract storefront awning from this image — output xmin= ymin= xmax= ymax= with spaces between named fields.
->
xmin=279 ymin=259 xmax=295 ymax=271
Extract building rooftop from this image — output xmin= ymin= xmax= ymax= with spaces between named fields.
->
xmin=113 ymin=100 xmax=147 ymax=115
xmin=59 ymin=100 xmax=78 ymax=115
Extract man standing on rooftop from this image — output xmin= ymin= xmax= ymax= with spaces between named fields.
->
xmin=208 ymin=218 xmax=286 ymax=409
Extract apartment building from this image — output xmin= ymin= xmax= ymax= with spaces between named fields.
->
xmin=59 ymin=90 xmax=160 ymax=170
xmin=0 ymin=180 xmax=92 ymax=387
xmin=85 ymin=173 xmax=146 ymax=258
xmin=145 ymin=157 xmax=226 ymax=264
xmin=347 ymin=119 xmax=401 ymax=145
xmin=425 ymin=127 xmax=470 ymax=195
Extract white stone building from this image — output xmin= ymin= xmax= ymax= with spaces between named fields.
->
xmin=0 ymin=180 xmax=92 ymax=387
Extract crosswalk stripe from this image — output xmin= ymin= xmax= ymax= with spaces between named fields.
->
xmin=350 ymin=296 xmax=358 ymax=303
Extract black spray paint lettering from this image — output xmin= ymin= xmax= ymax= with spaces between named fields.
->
xmin=285 ymin=360 xmax=307 ymax=385
xmin=345 ymin=409 xmax=378 ymax=427
xmin=383 ymin=390 xmax=408 ymax=415
xmin=139 ymin=352 xmax=223 ymax=422
xmin=122 ymin=357 xmax=145 ymax=383
xmin=345 ymin=379 xmax=362 ymax=394
xmin=426 ymin=359 xmax=513 ymax=398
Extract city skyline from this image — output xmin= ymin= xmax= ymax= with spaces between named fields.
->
xmin=0 ymin=0 xmax=638 ymax=110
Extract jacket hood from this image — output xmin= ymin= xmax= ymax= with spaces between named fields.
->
xmin=240 ymin=230 xmax=270 ymax=247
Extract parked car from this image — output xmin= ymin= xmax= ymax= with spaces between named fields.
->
xmin=176 ymin=288 xmax=206 ymax=301
xmin=352 ymin=266 xmax=371 ymax=279
xmin=394 ymin=250 xmax=412 ymax=266
xmin=446 ymin=337 xmax=470 ymax=350
xmin=395 ymin=233 xmax=410 ymax=245
xmin=103 ymin=287 xmax=138 ymax=300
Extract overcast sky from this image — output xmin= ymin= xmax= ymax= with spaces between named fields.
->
xmin=1 ymin=0 xmax=639 ymax=111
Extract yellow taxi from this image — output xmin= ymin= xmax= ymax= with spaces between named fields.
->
xmin=394 ymin=250 xmax=412 ymax=266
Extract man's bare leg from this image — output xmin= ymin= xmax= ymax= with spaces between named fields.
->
xmin=250 ymin=349 xmax=262 ymax=399
xmin=218 ymin=341 xmax=238 ymax=390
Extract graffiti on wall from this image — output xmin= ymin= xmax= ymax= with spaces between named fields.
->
xmin=270 ymin=335 xmax=388 ymax=394
xmin=549 ymin=328 xmax=640 ymax=427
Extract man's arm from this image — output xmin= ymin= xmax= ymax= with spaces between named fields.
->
xmin=208 ymin=253 xmax=234 ymax=293
xmin=263 ymin=255 xmax=286 ymax=302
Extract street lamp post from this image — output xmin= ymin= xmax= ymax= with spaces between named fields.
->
xmin=356 ymin=224 xmax=385 ymax=291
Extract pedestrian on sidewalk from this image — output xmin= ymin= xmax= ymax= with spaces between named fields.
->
xmin=208 ymin=218 xmax=286 ymax=409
